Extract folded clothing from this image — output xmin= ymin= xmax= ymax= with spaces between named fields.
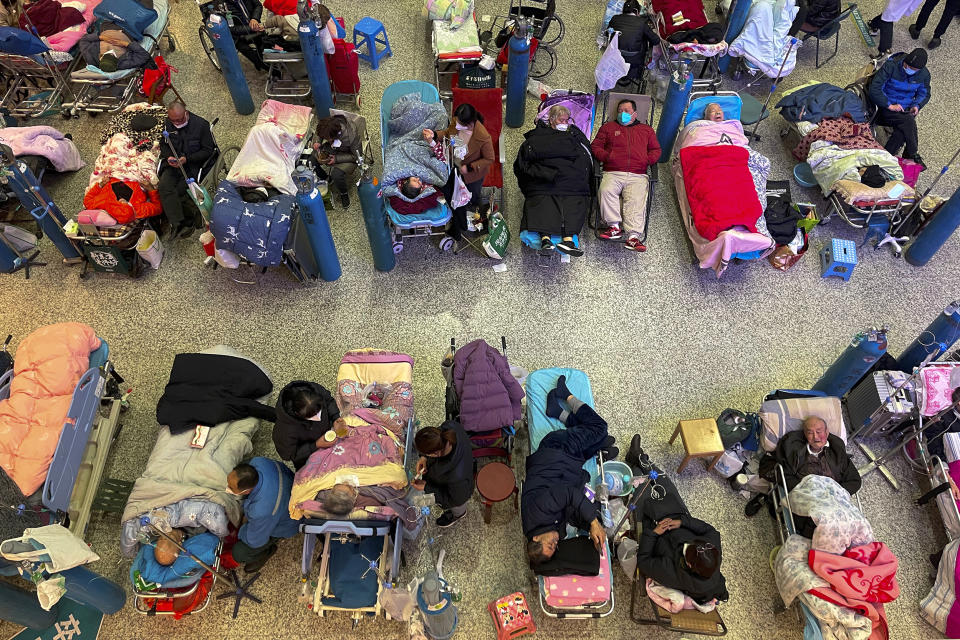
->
xmin=533 ymin=535 xmax=601 ymax=577
xmin=388 ymin=191 xmax=443 ymax=215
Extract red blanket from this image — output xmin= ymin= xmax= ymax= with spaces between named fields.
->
xmin=808 ymin=542 xmax=900 ymax=640
xmin=651 ymin=0 xmax=708 ymax=35
xmin=678 ymin=144 xmax=760 ymax=241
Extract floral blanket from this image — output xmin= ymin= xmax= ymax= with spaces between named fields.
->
xmin=335 ymin=380 xmax=413 ymax=437
xmin=88 ymin=133 xmax=160 ymax=189
xmin=788 ymin=475 xmax=873 ymax=554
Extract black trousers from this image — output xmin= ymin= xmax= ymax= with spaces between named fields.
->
xmin=915 ymin=0 xmax=960 ymax=38
xmin=875 ymin=108 xmax=920 ymax=157
xmin=868 ymin=15 xmax=895 ymax=52
xmin=158 ymin=169 xmax=192 ymax=229
xmin=232 ymin=537 xmax=279 ymax=564
xmin=441 ymin=172 xmax=483 ymax=240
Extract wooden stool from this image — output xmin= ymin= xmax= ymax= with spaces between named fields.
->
xmin=669 ymin=418 xmax=724 ymax=473
xmin=476 ymin=461 xmax=517 ymax=524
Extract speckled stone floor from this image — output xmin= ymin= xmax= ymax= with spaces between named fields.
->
xmin=0 ymin=0 xmax=958 ymax=638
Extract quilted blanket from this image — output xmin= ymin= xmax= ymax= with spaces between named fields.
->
xmin=678 ymin=144 xmax=761 ymax=241
xmin=0 ymin=323 xmax=100 ymax=497
xmin=0 ymin=126 xmax=84 ymax=172
xmin=788 ymin=475 xmax=873 ymax=554
xmin=226 ymin=100 xmax=312 ymax=195
xmin=88 ymin=132 xmax=160 ymax=189
xmin=210 ymin=179 xmax=295 ymax=267
xmin=727 ymin=0 xmax=798 ymax=78
xmin=380 ymin=93 xmax=450 ymax=200
xmin=806 ymin=141 xmax=903 ymax=195
xmin=43 ymin=0 xmax=101 ymax=53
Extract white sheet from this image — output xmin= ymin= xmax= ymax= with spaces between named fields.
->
xmin=727 ymin=0 xmax=798 ymax=78
xmin=227 ymin=100 xmax=312 ymax=195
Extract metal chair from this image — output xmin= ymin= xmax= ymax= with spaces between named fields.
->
xmin=801 ymin=3 xmax=857 ymax=68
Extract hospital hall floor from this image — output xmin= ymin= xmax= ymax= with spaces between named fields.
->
xmin=2 ymin=0 xmax=959 ymax=638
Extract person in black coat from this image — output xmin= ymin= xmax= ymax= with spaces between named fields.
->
xmin=521 ymin=376 xmax=613 ymax=568
xmin=607 ymin=0 xmax=658 ymax=84
xmin=158 ymin=101 xmax=215 ymax=239
xmin=635 ymin=475 xmax=729 ymax=605
xmin=513 ymin=106 xmax=596 ymax=257
xmin=224 ymin=0 xmax=267 ymax=70
xmin=272 ymin=381 xmax=341 ymax=471
xmin=412 ymin=421 xmax=473 ymax=528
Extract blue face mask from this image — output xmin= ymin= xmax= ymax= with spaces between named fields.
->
xmin=619 ymin=112 xmax=632 ymax=125
xmin=903 ymin=65 xmax=918 ymax=76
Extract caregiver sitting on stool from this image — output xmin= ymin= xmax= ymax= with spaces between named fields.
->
xmin=413 ymin=421 xmax=473 ymax=528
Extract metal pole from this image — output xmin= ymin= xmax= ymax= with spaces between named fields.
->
xmin=749 ymin=37 xmax=798 ymax=141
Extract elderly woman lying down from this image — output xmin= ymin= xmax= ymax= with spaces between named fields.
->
xmin=381 ymin=92 xmax=451 ymax=215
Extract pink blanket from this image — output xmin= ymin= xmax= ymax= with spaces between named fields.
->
xmin=0 ymin=126 xmax=84 ymax=172
xmin=808 ymin=542 xmax=900 ymax=640
xmin=543 ymin=543 xmax=611 ymax=608
xmin=46 ymin=0 xmax=101 ymax=52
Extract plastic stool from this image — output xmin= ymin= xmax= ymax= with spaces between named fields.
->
xmin=819 ymin=238 xmax=857 ymax=281
xmin=353 ymin=17 xmax=392 ymax=70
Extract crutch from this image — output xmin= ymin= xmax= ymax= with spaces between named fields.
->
xmin=749 ymin=37 xmax=798 ymax=141
xmin=144 ymin=521 xmax=261 ymax=619
xmin=891 ymin=145 xmax=960 ymax=237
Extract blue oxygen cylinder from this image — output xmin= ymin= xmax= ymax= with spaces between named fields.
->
xmin=59 ymin=566 xmax=125 ymax=615
xmin=205 ymin=15 xmax=254 ymax=115
xmin=3 ymin=156 xmax=80 ymax=260
xmin=717 ymin=0 xmax=752 ymax=73
xmin=905 ymin=186 xmax=960 ymax=266
xmin=505 ymin=25 xmax=531 ymax=129
xmin=898 ymin=301 xmax=960 ymax=371
xmin=359 ymin=175 xmax=396 ymax=272
xmin=655 ymin=64 xmax=694 ymax=161
xmin=292 ymin=167 xmax=341 ymax=281
xmin=298 ymin=17 xmax=333 ymax=118
xmin=0 ymin=580 xmax=59 ymax=628
xmin=813 ymin=328 xmax=888 ymax=397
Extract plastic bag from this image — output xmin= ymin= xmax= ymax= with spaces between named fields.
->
xmin=482 ymin=211 xmax=510 ymax=259
xmin=451 ymin=171 xmax=472 ymax=208
xmin=318 ymin=24 xmax=335 ymax=54
xmin=605 ymin=498 xmax=628 ymax=539
xmin=379 ymin=578 xmax=419 ymax=621
xmin=594 ymin=32 xmax=630 ymax=91
xmin=136 ymin=229 xmax=164 ymax=270
xmin=617 ymin=537 xmax=638 ymax=578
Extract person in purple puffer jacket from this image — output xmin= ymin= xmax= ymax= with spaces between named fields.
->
xmin=451 ymin=339 xmax=525 ymax=433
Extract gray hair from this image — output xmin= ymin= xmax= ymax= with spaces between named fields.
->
xmin=548 ymin=105 xmax=571 ymax=128
xmin=324 ymin=485 xmax=358 ymax=515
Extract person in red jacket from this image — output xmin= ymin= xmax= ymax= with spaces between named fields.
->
xmin=590 ymin=99 xmax=661 ymax=252
xmin=83 ymin=178 xmax=162 ymax=225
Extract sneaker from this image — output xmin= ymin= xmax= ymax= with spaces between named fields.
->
xmin=625 ymin=236 xmax=646 ymax=252
xmin=868 ymin=26 xmax=880 ymax=37
xmin=437 ymin=510 xmax=466 ymax=528
xmin=928 ymin=37 xmax=941 ymax=49
xmin=598 ymin=225 xmax=623 ymax=240
xmin=909 ymin=23 xmax=921 ymax=39
xmin=744 ymin=493 xmax=767 ymax=517
xmin=555 ymin=240 xmax=583 ymax=257
xmin=539 ymin=236 xmax=555 ymax=251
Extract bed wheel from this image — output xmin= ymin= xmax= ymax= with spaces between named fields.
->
xmin=78 ymin=271 xmax=87 ymax=280
xmin=167 ymin=35 xmax=176 ymax=52
xmin=732 ymin=69 xmax=741 ymax=81
xmin=392 ymin=241 xmax=403 ymax=254
xmin=89 ymin=111 xmax=98 ymax=118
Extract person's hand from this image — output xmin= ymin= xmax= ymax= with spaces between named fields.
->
xmin=950 ymin=476 xmax=960 ymax=502
xmin=422 ymin=129 xmax=434 ymax=142
xmin=415 ymin=457 xmax=428 ymax=477
xmin=653 ymin=518 xmax=681 ymax=535
xmin=178 ymin=156 xmax=187 ymax=166
xmin=589 ymin=519 xmax=605 ymax=550
xmin=249 ymin=19 xmax=262 ymax=31
xmin=909 ymin=105 xmax=919 ymax=116
xmin=167 ymin=157 xmax=179 ymax=167
xmin=458 ymin=164 xmax=469 ymax=175
xmin=315 ymin=437 xmax=326 ymax=447
xmin=888 ymin=104 xmax=904 ymax=112
xmin=411 ymin=479 xmax=426 ymax=490
xmin=312 ymin=141 xmax=321 ymax=152
xmin=325 ymin=155 xmax=336 ymax=165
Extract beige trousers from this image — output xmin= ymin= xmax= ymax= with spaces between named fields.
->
xmin=599 ymin=171 xmax=649 ymax=236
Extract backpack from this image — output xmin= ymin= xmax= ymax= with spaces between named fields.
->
xmin=139 ymin=56 xmax=177 ymax=103
xmin=716 ymin=408 xmax=753 ymax=449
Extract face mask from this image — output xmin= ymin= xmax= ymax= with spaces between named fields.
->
xmin=330 ymin=139 xmax=342 ymax=148
xmin=226 ymin=487 xmax=244 ymax=496
xmin=619 ymin=112 xmax=633 ymax=125
xmin=455 ymin=122 xmax=468 ymax=131
xmin=308 ymin=409 xmax=323 ymax=421
xmin=555 ymin=123 xmax=569 ymax=131
xmin=174 ymin=119 xmax=188 ymax=129
xmin=903 ymin=66 xmax=918 ymax=75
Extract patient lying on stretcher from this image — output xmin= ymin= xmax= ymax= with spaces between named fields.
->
xmin=388 ymin=176 xmax=447 ymax=215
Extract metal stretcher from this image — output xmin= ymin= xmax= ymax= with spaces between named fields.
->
xmin=0 ymin=27 xmax=77 ymax=119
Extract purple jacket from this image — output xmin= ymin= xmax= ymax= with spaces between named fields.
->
xmin=453 ymin=339 xmax=525 ymax=433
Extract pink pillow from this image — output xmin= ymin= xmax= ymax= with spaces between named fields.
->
xmin=920 ymin=365 xmax=958 ymax=416
xmin=76 ymin=209 xmax=118 ymax=227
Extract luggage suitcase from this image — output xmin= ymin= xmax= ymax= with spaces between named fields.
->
xmin=845 ymin=370 xmax=915 ymax=437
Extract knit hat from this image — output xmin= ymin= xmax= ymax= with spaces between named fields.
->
xmin=98 ymin=52 xmax=118 ymax=72
xmin=130 ymin=113 xmax=156 ymax=132
xmin=904 ymin=48 xmax=928 ymax=69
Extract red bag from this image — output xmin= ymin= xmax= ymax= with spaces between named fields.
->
xmin=139 ymin=55 xmax=178 ymax=103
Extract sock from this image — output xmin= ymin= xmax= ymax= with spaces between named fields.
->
xmin=567 ymin=396 xmax=585 ymax=414
xmin=555 ymin=375 xmax=571 ymax=401
xmin=558 ymin=409 xmax=570 ymax=423
xmin=545 ymin=390 xmax=563 ymax=420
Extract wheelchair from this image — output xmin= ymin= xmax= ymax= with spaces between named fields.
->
xmin=197 ymin=0 xmax=266 ymax=72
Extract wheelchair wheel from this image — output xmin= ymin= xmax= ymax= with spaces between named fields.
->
xmin=199 ymin=26 xmax=221 ymax=72
xmin=536 ymin=14 xmax=564 ymax=47
xmin=528 ymin=45 xmax=557 ymax=80
xmin=215 ymin=146 xmax=240 ymax=183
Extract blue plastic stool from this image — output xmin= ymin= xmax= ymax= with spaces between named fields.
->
xmin=819 ymin=238 xmax=858 ymax=281
xmin=353 ymin=17 xmax=392 ymax=70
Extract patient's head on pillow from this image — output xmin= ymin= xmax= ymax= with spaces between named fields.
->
xmin=324 ymin=483 xmax=359 ymax=515
xmin=704 ymin=103 xmax=724 ymax=122
xmin=684 ymin=538 xmax=720 ymax=578
xmin=154 ymin=528 xmax=185 ymax=566
xmin=400 ymin=177 xmax=423 ymax=199
xmin=282 ymin=381 xmax=328 ymax=421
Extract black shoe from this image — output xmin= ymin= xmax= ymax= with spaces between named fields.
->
xmin=177 ymin=225 xmax=195 ymax=239
xmin=928 ymin=36 xmax=941 ymax=49
xmin=909 ymin=23 xmax=921 ymax=39
xmin=744 ymin=494 xmax=766 ymax=517
xmin=626 ymin=434 xmax=644 ymax=468
xmin=601 ymin=446 xmax=619 ymax=460
xmin=339 ymin=192 xmax=350 ymax=208
xmin=911 ymin=153 xmax=927 ymax=169
xmin=540 ymin=236 xmax=554 ymax=251
xmin=243 ymin=543 xmax=278 ymax=574
xmin=555 ymin=240 xmax=584 ymax=257
xmin=437 ymin=510 xmax=466 ymax=528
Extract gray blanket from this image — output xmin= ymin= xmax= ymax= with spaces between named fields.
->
xmin=119 ymin=346 xmax=269 ymax=557
xmin=381 ymin=93 xmax=450 ymax=200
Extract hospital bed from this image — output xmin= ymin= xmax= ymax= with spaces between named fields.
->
xmin=432 ymin=14 xmax=483 ymax=98
xmin=297 ymin=349 xmax=416 ymax=626
xmin=673 ymin=92 xmax=776 ymax=276
xmin=0 ymin=330 xmax=123 ymax=539
xmin=521 ymin=367 xmax=614 ymax=619
xmin=65 ymin=0 xmax=174 ymax=115
xmin=0 ymin=27 xmax=77 ymax=119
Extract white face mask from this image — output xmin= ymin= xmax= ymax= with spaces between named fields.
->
xmin=556 ymin=123 xmax=569 ymax=131
xmin=455 ymin=122 xmax=469 ymax=131
xmin=330 ymin=139 xmax=342 ymax=148
xmin=226 ymin=487 xmax=244 ymax=496
xmin=308 ymin=409 xmax=323 ymax=422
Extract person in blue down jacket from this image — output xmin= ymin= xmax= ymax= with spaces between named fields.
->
xmin=227 ymin=457 xmax=300 ymax=573
xmin=868 ymin=48 xmax=932 ymax=167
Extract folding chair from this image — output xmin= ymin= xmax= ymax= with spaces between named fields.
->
xmin=801 ymin=3 xmax=857 ymax=69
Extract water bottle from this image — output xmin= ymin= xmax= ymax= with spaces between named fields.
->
xmin=595 ymin=483 xmax=614 ymax=528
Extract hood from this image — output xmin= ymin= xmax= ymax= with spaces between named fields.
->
xmin=276 ymin=380 xmax=332 ymax=428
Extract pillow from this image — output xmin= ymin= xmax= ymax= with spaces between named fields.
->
xmin=919 ymin=365 xmax=960 ymax=417
xmin=94 ymin=0 xmax=159 ymax=40
xmin=759 ymin=396 xmax=845 ymax=452
xmin=788 ymin=475 xmax=873 ymax=554
xmin=76 ymin=209 xmax=119 ymax=227
xmin=832 ymin=179 xmax=915 ymax=205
